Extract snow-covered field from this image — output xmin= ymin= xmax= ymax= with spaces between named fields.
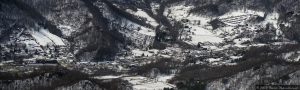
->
xmin=92 ymin=75 xmax=176 ymax=90
xmin=165 ymin=5 xmax=193 ymax=20
xmin=39 ymin=29 xmax=65 ymax=45
xmin=30 ymin=28 xmax=65 ymax=46
xmin=123 ymin=76 xmax=175 ymax=90
xmin=157 ymin=74 xmax=175 ymax=82
xmin=127 ymin=8 xmax=159 ymax=27
xmin=188 ymin=25 xmax=223 ymax=44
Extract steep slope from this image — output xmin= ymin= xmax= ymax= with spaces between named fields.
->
xmin=2 ymin=0 xmax=300 ymax=90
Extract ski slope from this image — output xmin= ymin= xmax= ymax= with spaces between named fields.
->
xmin=30 ymin=28 xmax=65 ymax=46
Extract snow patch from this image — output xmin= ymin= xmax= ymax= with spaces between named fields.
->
xmin=157 ymin=74 xmax=175 ymax=82
xmin=58 ymin=25 xmax=75 ymax=36
xmin=31 ymin=30 xmax=54 ymax=46
xmin=93 ymin=75 xmax=123 ymax=80
xmin=282 ymin=52 xmax=300 ymax=62
xmin=206 ymin=58 xmax=222 ymax=63
xmin=30 ymin=28 xmax=65 ymax=46
xmin=166 ymin=5 xmax=194 ymax=20
xmin=261 ymin=12 xmax=279 ymax=28
xmin=123 ymin=76 xmax=175 ymax=90
xmin=39 ymin=29 xmax=65 ymax=45
xmin=138 ymin=27 xmax=156 ymax=36
xmin=127 ymin=9 xmax=159 ymax=27
xmin=132 ymin=49 xmax=155 ymax=57
xmin=188 ymin=26 xmax=223 ymax=45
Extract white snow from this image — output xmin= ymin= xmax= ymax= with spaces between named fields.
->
xmin=127 ymin=9 xmax=159 ymax=27
xmin=138 ymin=26 xmax=156 ymax=36
xmin=132 ymin=49 xmax=154 ymax=57
xmin=39 ymin=29 xmax=65 ymax=45
xmin=166 ymin=5 xmax=193 ymax=20
xmin=282 ymin=52 xmax=300 ymax=62
xmin=123 ymin=76 xmax=175 ymax=90
xmin=150 ymin=3 xmax=160 ymax=15
xmin=93 ymin=75 xmax=123 ymax=80
xmin=133 ymin=82 xmax=174 ymax=90
xmin=30 ymin=28 xmax=65 ymax=46
xmin=165 ymin=5 xmax=223 ymax=45
xmin=206 ymin=58 xmax=222 ymax=63
xmin=58 ymin=25 xmax=74 ymax=36
xmin=282 ymin=22 xmax=291 ymax=27
xmin=31 ymin=29 xmax=54 ymax=46
xmin=157 ymin=74 xmax=175 ymax=82
xmin=188 ymin=26 xmax=223 ymax=44
xmin=261 ymin=12 xmax=279 ymax=28
xmin=230 ymin=56 xmax=243 ymax=60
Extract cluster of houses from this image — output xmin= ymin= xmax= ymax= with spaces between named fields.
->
xmin=0 ymin=41 xmax=69 ymax=65
xmin=0 ymin=24 xmax=76 ymax=65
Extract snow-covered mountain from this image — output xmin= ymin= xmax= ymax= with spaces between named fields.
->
xmin=1 ymin=0 xmax=300 ymax=90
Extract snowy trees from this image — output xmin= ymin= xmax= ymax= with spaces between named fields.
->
xmin=209 ymin=19 xmax=226 ymax=29
xmin=279 ymin=12 xmax=300 ymax=42
xmin=253 ymin=23 xmax=278 ymax=43
xmin=149 ymin=68 xmax=160 ymax=79
xmin=173 ymin=21 xmax=184 ymax=41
